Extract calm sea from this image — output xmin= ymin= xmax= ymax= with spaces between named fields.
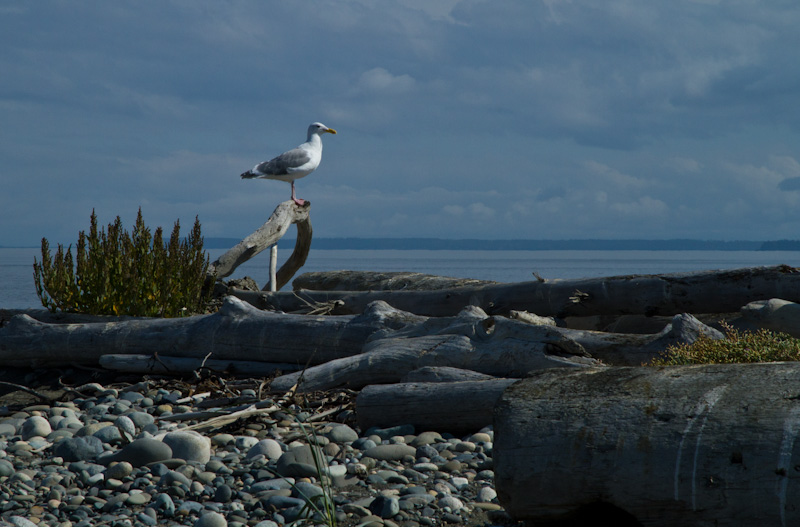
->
xmin=2 ymin=247 xmax=798 ymax=310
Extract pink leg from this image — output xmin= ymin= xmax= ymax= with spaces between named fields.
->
xmin=291 ymin=182 xmax=306 ymax=206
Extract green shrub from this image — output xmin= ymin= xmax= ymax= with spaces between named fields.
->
xmin=651 ymin=323 xmax=800 ymax=365
xmin=33 ymin=209 xmax=211 ymax=317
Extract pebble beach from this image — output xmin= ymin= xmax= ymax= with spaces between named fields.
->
xmin=0 ymin=369 xmax=517 ymax=527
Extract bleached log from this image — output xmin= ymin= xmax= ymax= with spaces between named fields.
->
xmin=356 ymin=379 xmax=517 ymax=434
xmin=493 ymin=363 xmax=800 ymax=526
xmin=402 ymin=366 xmax=498 ymax=383
xmin=0 ymin=297 xmax=418 ymax=368
xmin=233 ymin=265 xmax=800 ymax=317
xmin=268 ymin=309 xmax=721 ymax=392
xmin=208 ymin=200 xmax=311 ymax=290
xmin=736 ymin=298 xmax=800 ymax=337
xmin=293 ymin=270 xmax=495 ymax=291
xmin=98 ymin=354 xmax=301 ymax=376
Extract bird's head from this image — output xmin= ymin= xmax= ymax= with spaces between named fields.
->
xmin=308 ymin=122 xmax=337 ymax=137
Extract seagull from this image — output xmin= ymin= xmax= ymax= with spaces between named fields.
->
xmin=240 ymin=122 xmax=337 ymax=206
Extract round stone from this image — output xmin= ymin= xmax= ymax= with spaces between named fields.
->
xmin=105 ymin=461 xmax=134 ymax=480
xmin=214 ymin=484 xmax=233 ymax=502
xmin=276 ymin=445 xmax=324 ymax=478
xmin=194 ymin=511 xmax=227 ymax=527
xmin=102 ymin=437 xmax=173 ymax=467
xmin=438 ymin=496 xmax=464 ymax=511
xmin=369 ymin=495 xmax=400 ymax=518
xmin=20 ymin=416 xmax=52 ymax=440
xmin=325 ymin=424 xmax=359 ymax=443
xmin=53 ymin=436 xmax=104 ymax=462
xmin=127 ymin=411 xmax=155 ymax=428
xmin=0 ymin=459 xmax=14 ymax=477
xmin=162 ymin=430 xmax=211 ymax=463
xmin=211 ymin=434 xmax=235 ymax=447
xmin=410 ymin=431 xmax=443 ymax=446
xmin=0 ymin=423 xmax=17 ymax=437
xmin=477 ymin=486 xmax=497 ymax=502
xmin=364 ymin=444 xmax=417 ymax=461
xmin=115 ymin=415 xmax=136 ymax=437
xmin=245 ymin=438 xmax=283 ymax=462
xmin=93 ymin=425 xmax=123 ymax=445
xmin=234 ymin=436 xmax=259 ymax=450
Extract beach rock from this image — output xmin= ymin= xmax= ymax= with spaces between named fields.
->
xmin=115 ymin=414 xmax=136 ymax=437
xmin=0 ymin=459 xmax=14 ymax=477
xmin=127 ymin=411 xmax=155 ymax=429
xmin=93 ymin=424 xmax=123 ymax=445
xmin=20 ymin=415 xmax=51 ymax=439
xmin=105 ymin=461 xmax=134 ymax=480
xmin=363 ymin=444 xmax=416 ymax=461
xmin=53 ymin=436 xmax=104 ymax=462
xmin=245 ymin=438 xmax=283 ymax=461
xmin=370 ymin=495 xmax=400 ymax=518
xmin=276 ymin=445 xmax=323 ymax=478
xmin=162 ymin=430 xmax=211 ymax=463
xmin=325 ymin=423 xmax=359 ymax=443
xmin=0 ymin=422 xmax=17 ymax=437
xmin=101 ymin=437 xmax=172 ymax=467
xmin=194 ymin=511 xmax=228 ymax=527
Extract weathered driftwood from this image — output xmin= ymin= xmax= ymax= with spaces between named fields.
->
xmin=293 ymin=270 xmax=495 ymax=291
xmin=0 ymin=297 xmax=418 ymax=368
xmin=267 ymin=308 xmax=721 ymax=392
xmin=231 ymin=265 xmax=800 ymax=317
xmin=735 ymin=298 xmax=800 ymax=337
xmin=356 ymin=379 xmax=517 ymax=434
xmin=402 ymin=366 xmax=499 ymax=383
xmin=208 ymin=200 xmax=311 ymax=290
xmin=494 ymin=363 xmax=800 ymax=526
xmin=98 ymin=354 xmax=301 ymax=376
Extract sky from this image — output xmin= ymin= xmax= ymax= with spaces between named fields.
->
xmin=3 ymin=1 xmax=800 ymax=247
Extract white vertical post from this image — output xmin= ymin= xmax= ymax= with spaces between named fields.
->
xmin=269 ymin=244 xmax=278 ymax=292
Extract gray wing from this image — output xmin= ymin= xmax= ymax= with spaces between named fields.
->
xmin=255 ymin=147 xmax=312 ymax=176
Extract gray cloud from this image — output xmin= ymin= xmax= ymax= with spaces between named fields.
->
xmin=3 ymin=1 xmax=800 ymax=245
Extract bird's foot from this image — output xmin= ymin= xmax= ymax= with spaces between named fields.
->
xmin=293 ymin=198 xmax=307 ymax=206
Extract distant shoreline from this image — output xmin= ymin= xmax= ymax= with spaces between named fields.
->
xmin=5 ymin=238 xmax=800 ymax=251
xmin=206 ymin=238 xmax=800 ymax=251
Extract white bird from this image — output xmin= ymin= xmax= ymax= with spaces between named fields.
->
xmin=240 ymin=122 xmax=337 ymax=206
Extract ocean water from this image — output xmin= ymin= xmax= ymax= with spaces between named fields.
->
xmin=2 ymin=247 xmax=798 ymax=310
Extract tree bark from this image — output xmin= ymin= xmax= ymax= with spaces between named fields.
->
xmin=208 ymin=200 xmax=311 ymax=290
xmin=493 ymin=363 xmax=800 ymax=526
xmin=356 ymin=379 xmax=517 ymax=434
xmin=231 ymin=265 xmax=800 ymax=317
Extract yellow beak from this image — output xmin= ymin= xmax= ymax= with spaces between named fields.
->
xmin=326 ymin=128 xmax=338 ymax=135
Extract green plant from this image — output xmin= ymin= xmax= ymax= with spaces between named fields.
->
xmin=289 ymin=418 xmax=338 ymax=527
xmin=651 ymin=323 xmax=800 ymax=365
xmin=33 ymin=208 xmax=211 ymax=317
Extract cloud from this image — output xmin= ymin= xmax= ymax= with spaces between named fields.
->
xmin=357 ymin=67 xmax=417 ymax=94
xmin=4 ymin=1 xmax=800 ymax=246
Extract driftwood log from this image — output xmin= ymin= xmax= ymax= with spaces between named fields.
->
xmin=0 ymin=297 xmax=418 ymax=368
xmin=293 ymin=270 xmax=495 ymax=291
xmin=356 ymin=378 xmax=517 ymax=434
xmin=208 ymin=200 xmax=311 ymax=290
xmin=267 ymin=308 xmax=721 ymax=392
xmin=493 ymin=363 xmax=800 ymax=526
xmin=0 ymin=294 xmax=719 ymax=381
xmin=98 ymin=354 xmax=301 ymax=376
xmin=228 ymin=265 xmax=800 ymax=317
